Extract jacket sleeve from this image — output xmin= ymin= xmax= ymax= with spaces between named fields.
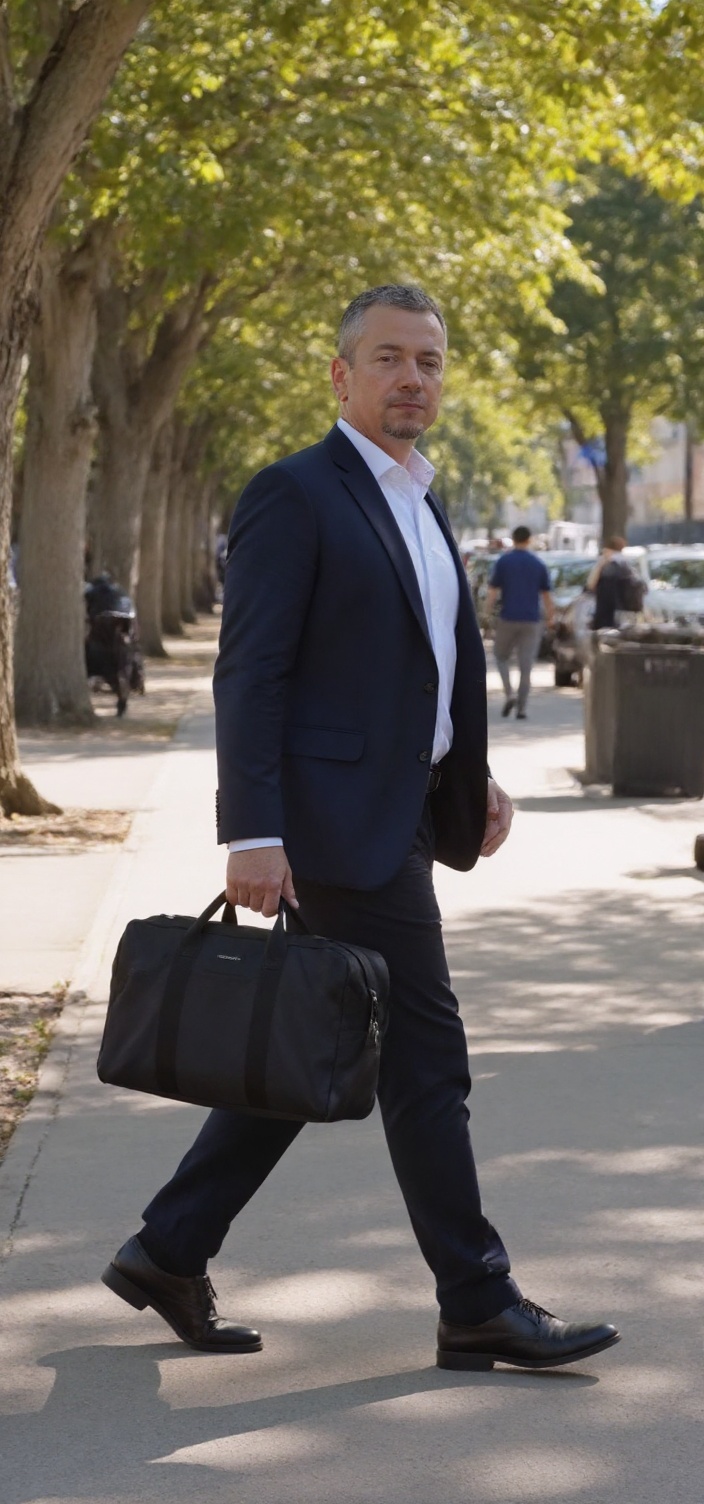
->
xmin=213 ymin=463 xmax=319 ymax=843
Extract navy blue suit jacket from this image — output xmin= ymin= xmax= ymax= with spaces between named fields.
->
xmin=214 ymin=424 xmax=488 ymax=888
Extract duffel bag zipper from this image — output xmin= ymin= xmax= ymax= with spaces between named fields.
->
xmin=367 ymin=989 xmax=380 ymax=1047
xmin=333 ymin=942 xmax=383 ymax=1047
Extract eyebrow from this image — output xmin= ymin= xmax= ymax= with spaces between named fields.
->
xmin=371 ymin=343 xmax=444 ymax=357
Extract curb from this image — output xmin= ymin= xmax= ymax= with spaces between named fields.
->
xmin=0 ymin=695 xmax=208 ymax=1265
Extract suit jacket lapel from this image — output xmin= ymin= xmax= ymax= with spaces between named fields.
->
xmin=325 ymin=426 xmax=434 ymax=654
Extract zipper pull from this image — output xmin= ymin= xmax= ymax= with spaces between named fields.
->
xmin=368 ymin=988 xmax=380 ymax=1047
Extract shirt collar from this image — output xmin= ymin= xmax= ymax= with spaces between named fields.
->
xmin=337 ymin=417 xmax=435 ymax=492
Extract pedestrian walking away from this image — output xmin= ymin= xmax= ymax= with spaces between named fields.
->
xmin=487 ymin=526 xmax=554 ymax=719
xmin=102 ymin=284 xmax=620 ymax=1373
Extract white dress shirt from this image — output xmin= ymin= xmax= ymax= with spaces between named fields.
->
xmin=229 ymin=418 xmax=459 ymax=852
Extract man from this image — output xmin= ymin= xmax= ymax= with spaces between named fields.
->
xmin=588 ymin=535 xmax=643 ymax=629
xmin=103 ymin=286 xmax=619 ymax=1371
xmin=487 ymin=527 xmax=554 ymax=719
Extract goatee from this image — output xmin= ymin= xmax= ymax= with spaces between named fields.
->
xmin=382 ymin=418 xmax=425 ymax=441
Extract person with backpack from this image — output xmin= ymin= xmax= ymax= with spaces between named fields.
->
xmin=588 ymin=537 xmax=645 ymax=629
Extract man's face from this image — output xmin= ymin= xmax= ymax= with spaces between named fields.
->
xmin=330 ymin=305 xmax=445 ymax=454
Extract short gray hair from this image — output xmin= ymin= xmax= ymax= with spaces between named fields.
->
xmin=338 ymin=284 xmax=446 ymax=364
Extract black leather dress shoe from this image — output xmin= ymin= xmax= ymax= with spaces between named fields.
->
xmin=102 ymin=1236 xmax=262 ymax=1353
xmin=437 ymin=1297 xmax=620 ymax=1370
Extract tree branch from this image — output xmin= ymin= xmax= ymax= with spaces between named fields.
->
xmin=1 ymin=0 xmax=151 ymax=247
xmin=0 ymin=3 xmax=14 ymax=145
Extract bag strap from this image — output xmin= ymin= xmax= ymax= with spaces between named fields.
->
xmin=155 ymin=895 xmax=306 ymax=1103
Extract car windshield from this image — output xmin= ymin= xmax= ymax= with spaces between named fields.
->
xmin=548 ymin=560 xmax=592 ymax=590
xmin=648 ymin=558 xmax=704 ymax=591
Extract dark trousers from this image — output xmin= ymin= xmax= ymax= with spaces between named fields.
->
xmin=142 ymin=805 xmax=520 ymax=1324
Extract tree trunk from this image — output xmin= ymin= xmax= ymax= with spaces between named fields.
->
xmin=91 ymin=282 xmax=147 ymax=597
xmin=684 ymin=422 xmax=694 ymax=522
xmin=136 ymin=419 xmax=173 ymax=656
xmin=94 ymin=410 xmax=153 ymax=598
xmin=92 ymin=276 xmax=213 ymax=599
xmin=596 ymin=411 xmax=630 ymax=542
xmin=161 ymin=419 xmax=188 ymax=635
xmin=179 ymin=487 xmax=197 ymax=624
xmin=14 ymin=239 xmax=103 ymax=726
xmin=0 ymin=339 xmax=59 ymax=813
xmin=0 ymin=0 xmax=151 ymax=812
xmin=192 ymin=473 xmax=218 ymax=613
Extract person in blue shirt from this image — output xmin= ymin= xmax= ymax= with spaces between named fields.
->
xmin=487 ymin=527 xmax=554 ymax=719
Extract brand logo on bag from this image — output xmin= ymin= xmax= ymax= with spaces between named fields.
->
xmin=217 ymin=954 xmax=241 ymax=961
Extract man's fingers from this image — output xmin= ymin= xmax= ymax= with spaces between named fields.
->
xmin=282 ymin=868 xmax=299 ymax=909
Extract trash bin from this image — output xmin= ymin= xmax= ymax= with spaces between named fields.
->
xmin=584 ymin=628 xmax=704 ymax=797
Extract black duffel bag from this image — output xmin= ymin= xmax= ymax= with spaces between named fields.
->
xmin=97 ymin=892 xmax=389 ymax=1122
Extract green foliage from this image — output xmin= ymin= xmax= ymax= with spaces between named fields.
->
xmin=512 ymin=163 xmax=701 ymax=438
xmin=422 ymin=378 xmax=564 ymax=527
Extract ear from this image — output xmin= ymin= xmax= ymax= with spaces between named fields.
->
xmin=330 ymin=355 xmax=349 ymax=403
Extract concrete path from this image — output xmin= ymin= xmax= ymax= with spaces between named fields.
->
xmin=1 ymin=656 xmax=703 ymax=1504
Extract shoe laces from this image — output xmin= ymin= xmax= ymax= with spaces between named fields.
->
xmin=516 ymin=1297 xmax=551 ymax=1323
xmin=198 ymin=1274 xmax=218 ymax=1311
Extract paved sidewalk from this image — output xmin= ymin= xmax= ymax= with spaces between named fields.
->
xmin=1 ymin=662 xmax=703 ymax=1503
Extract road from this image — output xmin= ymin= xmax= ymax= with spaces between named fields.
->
xmin=1 ymin=656 xmax=702 ymax=1504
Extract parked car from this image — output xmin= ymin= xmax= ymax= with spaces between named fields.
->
xmin=644 ymin=546 xmax=704 ymax=627
xmin=467 ymin=549 xmax=506 ymax=636
xmin=540 ymin=552 xmax=596 ymax=657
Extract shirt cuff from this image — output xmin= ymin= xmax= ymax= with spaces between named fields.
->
xmin=228 ymin=838 xmax=284 ymax=853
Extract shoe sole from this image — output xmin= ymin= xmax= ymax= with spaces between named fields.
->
xmin=436 ymin=1332 xmax=621 ymax=1371
xmin=101 ymin=1263 xmax=263 ymax=1353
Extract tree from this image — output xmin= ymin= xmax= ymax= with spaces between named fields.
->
xmin=0 ymin=0 xmax=150 ymax=810
xmin=512 ymin=164 xmax=699 ymax=538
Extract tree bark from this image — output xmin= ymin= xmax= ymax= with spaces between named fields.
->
xmin=192 ymin=472 xmax=219 ymax=613
xmin=565 ymin=405 xmax=631 ymax=543
xmin=598 ymin=411 xmax=630 ymax=541
xmin=176 ymin=422 xmax=212 ymax=623
xmin=684 ymin=422 xmax=694 ymax=522
xmin=180 ymin=487 xmax=197 ymax=624
xmin=161 ymin=418 xmax=188 ymax=635
xmin=92 ymin=275 xmax=213 ymax=599
xmin=136 ymin=418 xmax=173 ymax=656
xmin=14 ymin=233 xmax=108 ymax=725
xmin=0 ymin=0 xmax=150 ymax=810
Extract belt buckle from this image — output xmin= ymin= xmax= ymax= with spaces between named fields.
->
xmin=427 ymin=765 xmax=441 ymax=794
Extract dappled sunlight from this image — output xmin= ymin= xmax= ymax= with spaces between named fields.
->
xmin=444 ymin=885 xmax=703 ymax=1050
xmin=239 ymin=1268 xmax=427 ymax=1322
xmin=587 ymin=1207 xmax=704 ymax=1242
xmin=488 ymin=1146 xmax=704 ymax=1178
xmin=459 ymin=1445 xmax=612 ymax=1498
xmin=158 ymin=1423 xmax=337 ymax=1471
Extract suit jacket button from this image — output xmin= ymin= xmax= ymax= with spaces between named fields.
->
xmin=418 ymin=750 xmax=431 ymax=762
xmin=424 ymin=682 xmax=437 ymax=694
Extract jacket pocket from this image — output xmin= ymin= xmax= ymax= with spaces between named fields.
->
xmin=283 ymin=725 xmax=365 ymax=761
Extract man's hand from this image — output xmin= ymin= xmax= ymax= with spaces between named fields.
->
xmin=226 ymin=847 xmax=298 ymax=917
xmin=480 ymin=777 xmax=514 ymax=858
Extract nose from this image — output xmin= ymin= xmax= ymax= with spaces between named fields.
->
xmin=398 ymin=361 xmax=423 ymax=390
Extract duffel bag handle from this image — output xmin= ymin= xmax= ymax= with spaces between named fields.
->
xmin=184 ymin=892 xmax=309 ymax=946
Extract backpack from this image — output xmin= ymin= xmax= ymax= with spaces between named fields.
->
xmin=615 ymin=565 xmax=645 ymax=613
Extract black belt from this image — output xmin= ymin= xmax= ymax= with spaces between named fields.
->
xmin=427 ymin=764 xmax=442 ymax=794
